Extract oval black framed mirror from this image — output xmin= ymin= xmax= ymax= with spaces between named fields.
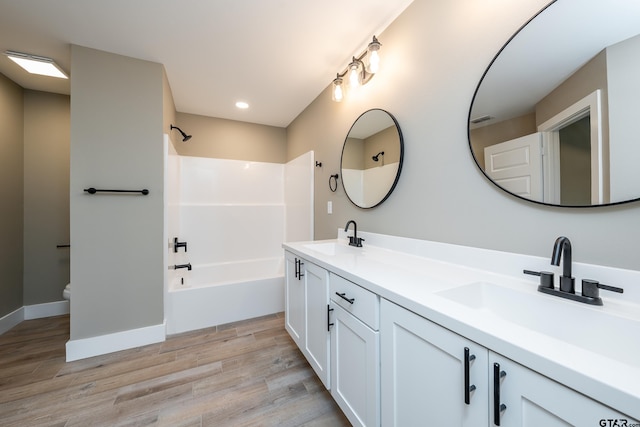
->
xmin=340 ymin=108 xmax=404 ymax=208
xmin=468 ymin=0 xmax=640 ymax=207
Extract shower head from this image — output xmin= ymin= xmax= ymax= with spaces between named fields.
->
xmin=372 ymin=151 xmax=385 ymax=162
xmin=170 ymin=125 xmax=192 ymax=142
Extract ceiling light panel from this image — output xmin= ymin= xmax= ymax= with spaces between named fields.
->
xmin=4 ymin=51 xmax=68 ymax=79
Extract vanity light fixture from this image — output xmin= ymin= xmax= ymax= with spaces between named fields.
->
xmin=4 ymin=50 xmax=68 ymax=79
xmin=331 ymin=36 xmax=381 ymax=102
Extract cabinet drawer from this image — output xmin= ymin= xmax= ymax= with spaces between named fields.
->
xmin=330 ymin=273 xmax=379 ymax=330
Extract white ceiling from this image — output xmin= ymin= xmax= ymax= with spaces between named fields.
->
xmin=0 ymin=0 xmax=414 ymax=128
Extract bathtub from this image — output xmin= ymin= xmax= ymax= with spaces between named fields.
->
xmin=165 ymin=257 xmax=285 ymax=334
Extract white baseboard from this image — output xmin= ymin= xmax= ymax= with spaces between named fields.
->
xmin=66 ymin=321 xmax=166 ymax=362
xmin=0 ymin=307 xmax=25 ymax=335
xmin=1 ymin=301 xmax=71 ymax=335
xmin=24 ymin=300 xmax=70 ymax=320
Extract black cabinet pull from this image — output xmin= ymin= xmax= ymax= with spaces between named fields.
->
xmin=335 ymin=292 xmax=355 ymax=304
xmin=493 ymin=363 xmax=507 ymax=426
xmin=294 ymin=258 xmax=304 ymax=280
xmin=327 ymin=305 xmax=334 ymax=331
xmin=464 ymin=347 xmax=476 ymax=404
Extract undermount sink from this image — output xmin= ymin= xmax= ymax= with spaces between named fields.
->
xmin=302 ymin=242 xmax=361 ymax=256
xmin=437 ymin=281 xmax=640 ymax=366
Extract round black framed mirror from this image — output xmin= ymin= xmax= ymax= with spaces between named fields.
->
xmin=468 ymin=0 xmax=640 ymax=207
xmin=340 ymin=109 xmax=404 ymax=209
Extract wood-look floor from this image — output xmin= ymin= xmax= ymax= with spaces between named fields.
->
xmin=0 ymin=313 xmax=350 ymax=427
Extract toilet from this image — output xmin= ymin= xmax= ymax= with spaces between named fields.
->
xmin=63 ymin=283 xmax=71 ymax=301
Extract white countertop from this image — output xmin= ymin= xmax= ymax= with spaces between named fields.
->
xmin=283 ymin=231 xmax=640 ymax=420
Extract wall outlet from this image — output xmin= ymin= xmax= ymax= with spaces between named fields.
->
xmin=327 ymin=201 xmax=333 ymax=214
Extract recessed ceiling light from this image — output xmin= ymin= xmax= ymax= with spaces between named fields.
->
xmin=4 ymin=50 xmax=68 ymax=79
xmin=235 ymin=101 xmax=249 ymax=109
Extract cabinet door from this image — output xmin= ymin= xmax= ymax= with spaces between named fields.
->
xmin=381 ymin=299 xmax=488 ymax=427
xmin=490 ymin=352 xmax=636 ymax=427
xmin=331 ymin=303 xmax=380 ymax=427
xmin=284 ymin=251 xmax=305 ymax=347
xmin=304 ymin=262 xmax=330 ymax=388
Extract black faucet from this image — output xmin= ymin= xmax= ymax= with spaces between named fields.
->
xmin=345 ymin=220 xmax=364 ymax=247
xmin=551 ymin=236 xmax=574 ymax=293
xmin=524 ymin=236 xmax=624 ymax=306
xmin=174 ymin=263 xmax=192 ymax=271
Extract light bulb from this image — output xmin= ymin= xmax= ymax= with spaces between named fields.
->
xmin=332 ymin=77 xmax=344 ymax=102
xmin=348 ymin=61 xmax=360 ymax=88
xmin=368 ymin=49 xmax=380 ymax=74
xmin=367 ymin=36 xmax=381 ymax=74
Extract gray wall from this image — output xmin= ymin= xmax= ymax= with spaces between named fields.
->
xmin=173 ymin=112 xmax=287 ymax=163
xmin=0 ymin=73 xmax=24 ymax=317
xmin=23 ymin=90 xmax=70 ymax=305
xmin=607 ymin=33 xmax=640 ymax=202
xmin=287 ymin=0 xmax=640 ymax=271
xmin=163 ymin=68 xmax=177 ymax=144
xmin=70 ymin=46 xmax=164 ymax=340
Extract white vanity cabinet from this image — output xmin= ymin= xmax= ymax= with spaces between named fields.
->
xmin=381 ymin=298 xmax=635 ymax=427
xmin=304 ymin=261 xmax=331 ymax=388
xmin=284 ymin=251 xmax=305 ymax=346
xmin=381 ymin=298 xmax=488 ymax=427
xmin=330 ymin=273 xmax=380 ymax=427
xmin=284 ymin=251 xmax=331 ymax=388
xmin=490 ymin=352 xmax=632 ymax=427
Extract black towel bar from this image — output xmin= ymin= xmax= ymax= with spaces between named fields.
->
xmin=56 ymin=244 xmax=70 ymax=248
xmin=84 ymin=188 xmax=149 ymax=195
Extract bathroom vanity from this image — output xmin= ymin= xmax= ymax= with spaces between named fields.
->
xmin=283 ymin=231 xmax=640 ymax=427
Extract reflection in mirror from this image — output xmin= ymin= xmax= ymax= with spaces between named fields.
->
xmin=469 ymin=0 xmax=640 ymax=207
xmin=341 ymin=109 xmax=403 ymax=208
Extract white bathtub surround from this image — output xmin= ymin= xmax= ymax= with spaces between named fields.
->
xmin=165 ymin=136 xmax=181 ymax=304
xmin=284 ymin=231 xmax=640 ymax=420
xmin=165 ymin=150 xmax=313 ymax=334
xmin=342 ymin=162 xmax=399 ymax=207
xmin=285 ymin=152 xmax=314 ymax=242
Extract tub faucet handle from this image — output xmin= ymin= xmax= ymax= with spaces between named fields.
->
xmin=174 ymin=237 xmax=188 ymax=253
